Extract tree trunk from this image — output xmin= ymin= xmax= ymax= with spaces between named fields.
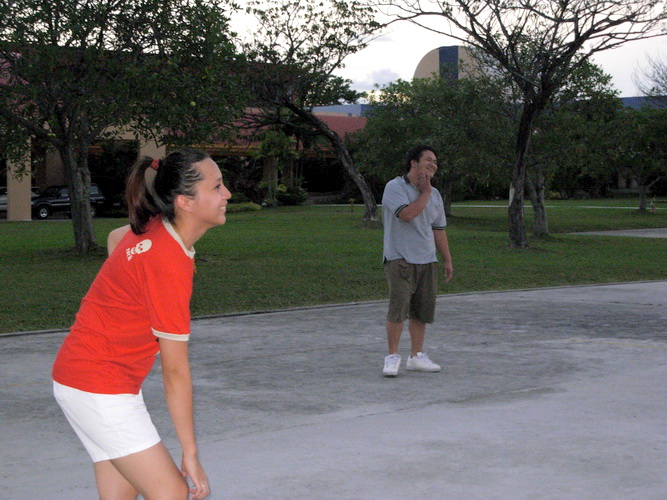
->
xmin=638 ymin=177 xmax=662 ymax=212
xmin=509 ymin=106 xmax=538 ymax=248
xmin=287 ymin=104 xmax=378 ymax=221
xmin=337 ymin=141 xmax=378 ymax=221
xmin=508 ymin=184 xmax=527 ymax=247
xmin=284 ymin=158 xmax=295 ymax=187
xmin=442 ymin=178 xmax=453 ymax=217
xmin=59 ymin=144 xmax=98 ymax=254
xmin=638 ymin=184 xmax=647 ymax=211
xmin=526 ymin=166 xmax=548 ymax=237
xmin=262 ymin=157 xmax=279 ymax=206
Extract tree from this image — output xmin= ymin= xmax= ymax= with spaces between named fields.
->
xmin=241 ymin=0 xmax=382 ymax=221
xmin=526 ymin=62 xmax=621 ymax=236
xmin=532 ymin=93 xmax=622 ymax=195
xmin=353 ymin=75 xmax=512 ymax=215
xmin=0 ymin=0 xmax=245 ymax=253
xmin=254 ymin=128 xmax=299 ymax=206
xmin=634 ymin=54 xmax=667 ymax=102
xmin=614 ymin=106 xmax=667 ymax=210
xmin=375 ymin=0 xmax=666 ymax=247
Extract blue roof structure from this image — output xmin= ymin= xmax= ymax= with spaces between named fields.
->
xmin=620 ymin=96 xmax=667 ymax=109
xmin=313 ymin=104 xmax=371 ymax=117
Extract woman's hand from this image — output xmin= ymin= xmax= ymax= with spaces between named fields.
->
xmin=182 ymin=452 xmax=209 ymax=499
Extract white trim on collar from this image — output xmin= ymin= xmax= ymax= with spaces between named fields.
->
xmin=162 ymin=219 xmax=196 ymax=258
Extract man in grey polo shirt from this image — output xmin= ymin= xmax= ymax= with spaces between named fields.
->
xmin=381 ymin=144 xmax=453 ymax=377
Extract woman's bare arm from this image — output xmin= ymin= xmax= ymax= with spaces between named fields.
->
xmin=107 ymin=225 xmax=131 ymax=256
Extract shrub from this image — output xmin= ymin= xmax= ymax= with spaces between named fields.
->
xmin=227 ymin=202 xmax=261 ymax=213
xmin=276 ymin=184 xmax=309 ymax=205
xmin=229 ymin=192 xmax=251 ymax=203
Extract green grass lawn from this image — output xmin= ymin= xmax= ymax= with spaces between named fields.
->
xmin=1 ymin=200 xmax=666 ymax=333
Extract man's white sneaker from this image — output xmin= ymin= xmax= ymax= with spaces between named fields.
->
xmin=383 ymin=354 xmax=401 ymax=377
xmin=406 ymin=352 xmax=441 ymax=372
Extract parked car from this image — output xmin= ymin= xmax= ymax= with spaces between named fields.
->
xmin=31 ymin=184 xmax=106 ymax=219
xmin=0 ymin=187 xmax=41 ymax=212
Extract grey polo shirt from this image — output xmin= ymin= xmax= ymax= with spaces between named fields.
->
xmin=382 ymin=175 xmax=447 ymax=264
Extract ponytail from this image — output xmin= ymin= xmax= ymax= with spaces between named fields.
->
xmin=125 ymin=149 xmax=209 ymax=234
xmin=126 ymin=156 xmax=160 ymax=234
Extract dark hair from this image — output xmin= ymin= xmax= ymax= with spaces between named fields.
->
xmin=125 ymin=149 xmax=209 ymax=234
xmin=405 ymin=144 xmax=437 ymax=171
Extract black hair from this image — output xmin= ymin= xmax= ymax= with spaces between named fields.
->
xmin=125 ymin=149 xmax=209 ymax=234
xmin=405 ymin=144 xmax=437 ymax=171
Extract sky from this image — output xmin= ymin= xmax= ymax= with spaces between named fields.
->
xmin=334 ymin=22 xmax=667 ymax=97
xmin=231 ymin=2 xmax=666 ymax=99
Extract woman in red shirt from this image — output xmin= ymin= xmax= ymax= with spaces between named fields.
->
xmin=53 ymin=149 xmax=230 ymax=499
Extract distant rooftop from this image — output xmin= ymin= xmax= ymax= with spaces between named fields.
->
xmin=314 ymin=96 xmax=667 ymax=119
xmin=313 ymin=104 xmax=371 ymax=117
xmin=620 ymin=96 xmax=667 ymax=110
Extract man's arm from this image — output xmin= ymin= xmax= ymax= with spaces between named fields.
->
xmin=433 ymin=229 xmax=453 ymax=283
xmin=398 ymin=171 xmax=431 ymax=222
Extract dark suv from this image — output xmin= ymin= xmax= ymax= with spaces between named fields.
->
xmin=32 ymin=184 xmax=106 ymax=219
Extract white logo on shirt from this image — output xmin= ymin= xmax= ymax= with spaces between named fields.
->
xmin=126 ymin=239 xmax=152 ymax=261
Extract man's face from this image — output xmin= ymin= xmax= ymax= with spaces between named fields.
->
xmin=411 ymin=150 xmax=438 ymax=179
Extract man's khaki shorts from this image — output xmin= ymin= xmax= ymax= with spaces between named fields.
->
xmin=384 ymin=258 xmax=438 ymax=323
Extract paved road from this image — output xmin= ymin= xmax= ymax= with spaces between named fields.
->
xmin=574 ymin=228 xmax=667 ymax=238
xmin=2 ymin=281 xmax=666 ymax=499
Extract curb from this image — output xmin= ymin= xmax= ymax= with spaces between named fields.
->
xmin=2 ymin=279 xmax=665 ymax=339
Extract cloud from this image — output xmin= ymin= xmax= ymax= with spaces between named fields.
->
xmin=370 ymin=68 xmax=402 ymax=85
xmin=347 ymin=68 xmax=402 ymax=92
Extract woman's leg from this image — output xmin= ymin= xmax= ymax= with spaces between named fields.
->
xmin=106 ymin=442 xmax=189 ymax=499
xmin=94 ymin=460 xmax=139 ymax=500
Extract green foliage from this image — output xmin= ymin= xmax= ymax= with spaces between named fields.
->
xmin=613 ymin=106 xmax=667 ymax=207
xmin=226 ymin=202 xmax=262 ymax=213
xmin=136 ymin=1 xmax=249 ymax=146
xmin=276 ymin=184 xmax=308 ymax=205
xmin=353 ymin=76 xmax=513 ymax=199
xmin=241 ymin=0 xmax=382 ymax=220
xmin=256 ymin=130 xmax=299 ymax=160
xmin=0 ymin=0 xmax=245 ymax=148
xmin=216 ymin=155 xmax=265 ymax=205
xmin=529 ymin=62 xmax=623 ymax=198
xmin=243 ymin=0 xmax=378 ymax=109
xmin=88 ymin=140 xmax=138 ymax=211
xmin=531 ymin=96 xmax=667 ymax=207
xmin=0 ymin=0 xmax=248 ymax=251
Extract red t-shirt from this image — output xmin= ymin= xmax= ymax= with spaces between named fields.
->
xmin=52 ymin=218 xmax=195 ymax=394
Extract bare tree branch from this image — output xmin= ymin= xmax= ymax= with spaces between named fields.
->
xmin=634 ymin=52 xmax=667 ymax=98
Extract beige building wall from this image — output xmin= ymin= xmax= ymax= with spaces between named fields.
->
xmin=413 ymin=45 xmax=485 ymax=81
xmin=103 ymin=128 xmax=166 ymax=160
xmin=138 ymin=138 xmax=166 ymax=160
xmin=6 ymin=150 xmax=33 ymax=221
xmin=457 ymin=47 xmax=485 ymax=79
xmin=413 ymin=48 xmax=442 ymax=79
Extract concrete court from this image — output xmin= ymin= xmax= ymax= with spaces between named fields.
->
xmin=1 ymin=281 xmax=667 ymax=500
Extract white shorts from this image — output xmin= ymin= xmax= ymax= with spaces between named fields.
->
xmin=53 ymin=381 xmax=161 ymax=463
